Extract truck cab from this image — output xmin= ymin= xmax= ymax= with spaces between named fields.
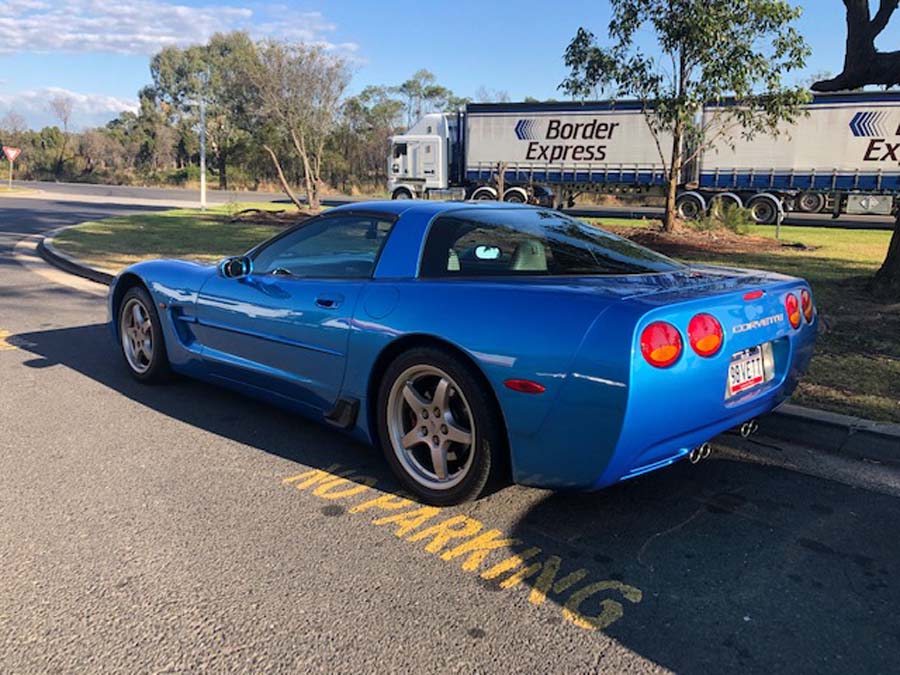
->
xmin=388 ymin=113 xmax=462 ymax=200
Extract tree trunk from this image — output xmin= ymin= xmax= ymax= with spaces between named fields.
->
xmin=663 ymin=121 xmax=684 ymax=232
xmin=812 ymin=0 xmax=900 ymax=91
xmin=871 ymin=212 xmax=900 ymax=299
xmin=217 ymin=151 xmax=227 ymax=190
xmin=262 ymin=144 xmax=304 ymax=210
xmin=290 ymin=129 xmax=318 ymax=211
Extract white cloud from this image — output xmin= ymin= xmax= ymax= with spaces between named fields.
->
xmin=0 ymin=1 xmax=357 ymax=55
xmin=0 ymin=86 xmax=137 ymax=129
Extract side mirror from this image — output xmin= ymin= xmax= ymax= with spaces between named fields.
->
xmin=219 ymin=256 xmax=253 ymax=279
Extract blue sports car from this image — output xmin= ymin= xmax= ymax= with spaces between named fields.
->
xmin=109 ymin=201 xmax=817 ymax=504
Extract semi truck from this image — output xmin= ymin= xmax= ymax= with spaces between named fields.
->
xmin=387 ymin=92 xmax=900 ymax=224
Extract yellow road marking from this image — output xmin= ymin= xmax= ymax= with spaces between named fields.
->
xmin=0 ymin=330 xmax=17 ymax=351
xmin=281 ymin=464 xmax=643 ymax=632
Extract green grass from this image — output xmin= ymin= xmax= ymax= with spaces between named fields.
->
xmin=53 ymin=202 xmax=294 ymax=271
xmin=55 ymin=205 xmax=899 ymax=422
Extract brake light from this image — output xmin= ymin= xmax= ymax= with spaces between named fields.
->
xmin=800 ymin=289 xmax=814 ymax=323
xmin=743 ymin=290 xmax=765 ymax=301
xmin=785 ymin=293 xmax=801 ymax=329
xmin=688 ymin=313 xmax=723 ymax=357
xmin=640 ymin=322 xmax=683 ymax=368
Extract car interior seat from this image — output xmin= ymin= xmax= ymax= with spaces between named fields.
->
xmin=509 ymin=239 xmax=548 ymax=272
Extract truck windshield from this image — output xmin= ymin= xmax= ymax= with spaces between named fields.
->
xmin=420 ymin=208 xmax=686 ymax=277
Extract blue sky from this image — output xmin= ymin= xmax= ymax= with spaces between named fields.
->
xmin=0 ymin=0 xmax=894 ymax=129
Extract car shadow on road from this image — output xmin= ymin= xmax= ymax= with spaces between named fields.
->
xmin=14 ymin=322 xmax=403 ymax=494
xmin=12 ymin=322 xmax=900 ymax=673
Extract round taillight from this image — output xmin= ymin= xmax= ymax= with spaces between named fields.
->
xmin=688 ymin=313 xmax=723 ymax=357
xmin=785 ymin=293 xmax=801 ymax=329
xmin=800 ymin=289 xmax=814 ymax=323
xmin=640 ymin=322 xmax=683 ymax=368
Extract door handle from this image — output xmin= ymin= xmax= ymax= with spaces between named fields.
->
xmin=315 ymin=294 xmax=343 ymax=309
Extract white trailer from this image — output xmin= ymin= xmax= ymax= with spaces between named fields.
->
xmin=387 ymin=93 xmax=900 ymax=223
xmin=690 ymin=92 xmax=900 ymax=222
xmin=388 ymin=101 xmax=671 ymax=206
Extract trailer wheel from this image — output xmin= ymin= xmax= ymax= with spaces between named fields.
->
xmin=709 ymin=193 xmax=743 ymax=216
xmin=676 ymin=193 xmax=705 ymax=220
xmin=747 ymin=195 xmax=780 ymax=225
xmin=470 ymin=187 xmax=497 ymax=201
xmin=392 ymin=188 xmax=413 ymax=200
xmin=502 ymin=187 xmax=528 ymax=203
xmin=797 ymin=191 xmax=826 ymax=213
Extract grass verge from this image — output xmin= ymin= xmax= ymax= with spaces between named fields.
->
xmin=53 ymin=206 xmax=898 ymax=422
xmin=52 ymin=202 xmax=296 ymax=271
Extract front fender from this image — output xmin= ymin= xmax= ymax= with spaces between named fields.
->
xmin=108 ymin=259 xmax=216 ymax=371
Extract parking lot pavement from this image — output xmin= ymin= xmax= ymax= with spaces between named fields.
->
xmin=2 ymin=199 xmax=899 ymax=673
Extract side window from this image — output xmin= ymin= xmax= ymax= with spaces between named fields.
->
xmin=421 ymin=216 xmax=552 ymax=277
xmin=252 ymin=215 xmax=394 ymax=278
xmin=393 ymin=143 xmax=407 ymax=159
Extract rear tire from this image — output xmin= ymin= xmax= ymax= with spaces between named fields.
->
xmin=797 ymin=191 xmax=825 ymax=213
xmin=376 ymin=347 xmax=504 ymax=505
xmin=748 ymin=195 xmax=779 ymax=225
xmin=117 ymin=286 xmax=171 ymax=383
xmin=676 ymin=193 xmax=704 ymax=220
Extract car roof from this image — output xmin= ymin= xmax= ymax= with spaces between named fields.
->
xmin=326 ymin=199 xmax=537 ymax=218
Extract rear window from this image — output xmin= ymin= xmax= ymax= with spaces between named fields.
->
xmin=420 ymin=208 xmax=685 ymax=278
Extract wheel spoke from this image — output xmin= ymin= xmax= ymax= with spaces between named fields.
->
xmin=402 ymin=382 xmax=431 ymax=412
xmin=401 ymin=428 xmax=424 ymax=450
xmin=432 ymin=377 xmax=451 ymax=412
xmin=132 ymin=303 xmax=144 ymax=329
xmin=444 ymin=419 xmax=472 ymax=446
xmin=430 ymin=443 xmax=448 ymax=480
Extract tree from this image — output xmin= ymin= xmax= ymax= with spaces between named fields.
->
xmin=152 ymin=32 xmax=256 ymax=189
xmin=560 ymin=0 xmax=810 ymax=231
xmin=811 ymin=2 xmax=900 ymax=298
xmin=244 ymin=40 xmax=350 ymax=210
xmin=47 ymin=93 xmax=74 ymax=177
xmin=811 ymin=1 xmax=900 ymax=92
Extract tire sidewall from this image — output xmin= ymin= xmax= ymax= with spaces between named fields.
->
xmin=376 ymin=346 xmax=502 ymax=505
xmin=118 ymin=286 xmax=170 ymax=383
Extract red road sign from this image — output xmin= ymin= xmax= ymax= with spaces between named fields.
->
xmin=3 ymin=146 xmax=21 ymax=162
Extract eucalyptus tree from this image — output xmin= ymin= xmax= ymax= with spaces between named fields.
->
xmin=560 ymin=0 xmax=810 ymax=231
xmin=151 ymin=32 xmax=256 ymax=189
xmin=242 ymin=40 xmax=350 ymax=210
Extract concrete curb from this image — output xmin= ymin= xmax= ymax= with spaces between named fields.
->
xmin=760 ymin=404 xmax=900 ymax=467
xmin=36 ymin=228 xmax=899 ymax=465
xmin=37 ymin=227 xmax=116 ymax=285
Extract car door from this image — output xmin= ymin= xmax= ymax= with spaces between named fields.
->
xmin=192 ymin=212 xmax=396 ymax=412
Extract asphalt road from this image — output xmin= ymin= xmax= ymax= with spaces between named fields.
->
xmin=11 ymin=179 xmax=896 ymax=230
xmin=2 ymin=195 xmax=900 ymax=673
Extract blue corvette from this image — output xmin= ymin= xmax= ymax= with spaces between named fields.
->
xmin=109 ymin=201 xmax=817 ymax=504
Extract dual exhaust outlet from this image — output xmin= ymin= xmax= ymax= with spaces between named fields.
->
xmin=688 ymin=418 xmax=759 ymax=466
xmin=688 ymin=442 xmax=712 ymax=464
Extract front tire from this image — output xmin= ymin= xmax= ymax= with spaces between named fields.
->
xmin=376 ymin=347 xmax=504 ymax=505
xmin=118 ymin=286 xmax=170 ymax=383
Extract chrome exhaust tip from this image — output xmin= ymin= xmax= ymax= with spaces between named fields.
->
xmin=689 ymin=442 xmax=712 ymax=464
xmin=740 ymin=419 xmax=760 ymax=438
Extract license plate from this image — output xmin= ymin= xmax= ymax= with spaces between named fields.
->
xmin=727 ymin=347 xmax=766 ymax=397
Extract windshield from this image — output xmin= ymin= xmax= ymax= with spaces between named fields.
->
xmin=420 ymin=208 xmax=685 ymax=278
